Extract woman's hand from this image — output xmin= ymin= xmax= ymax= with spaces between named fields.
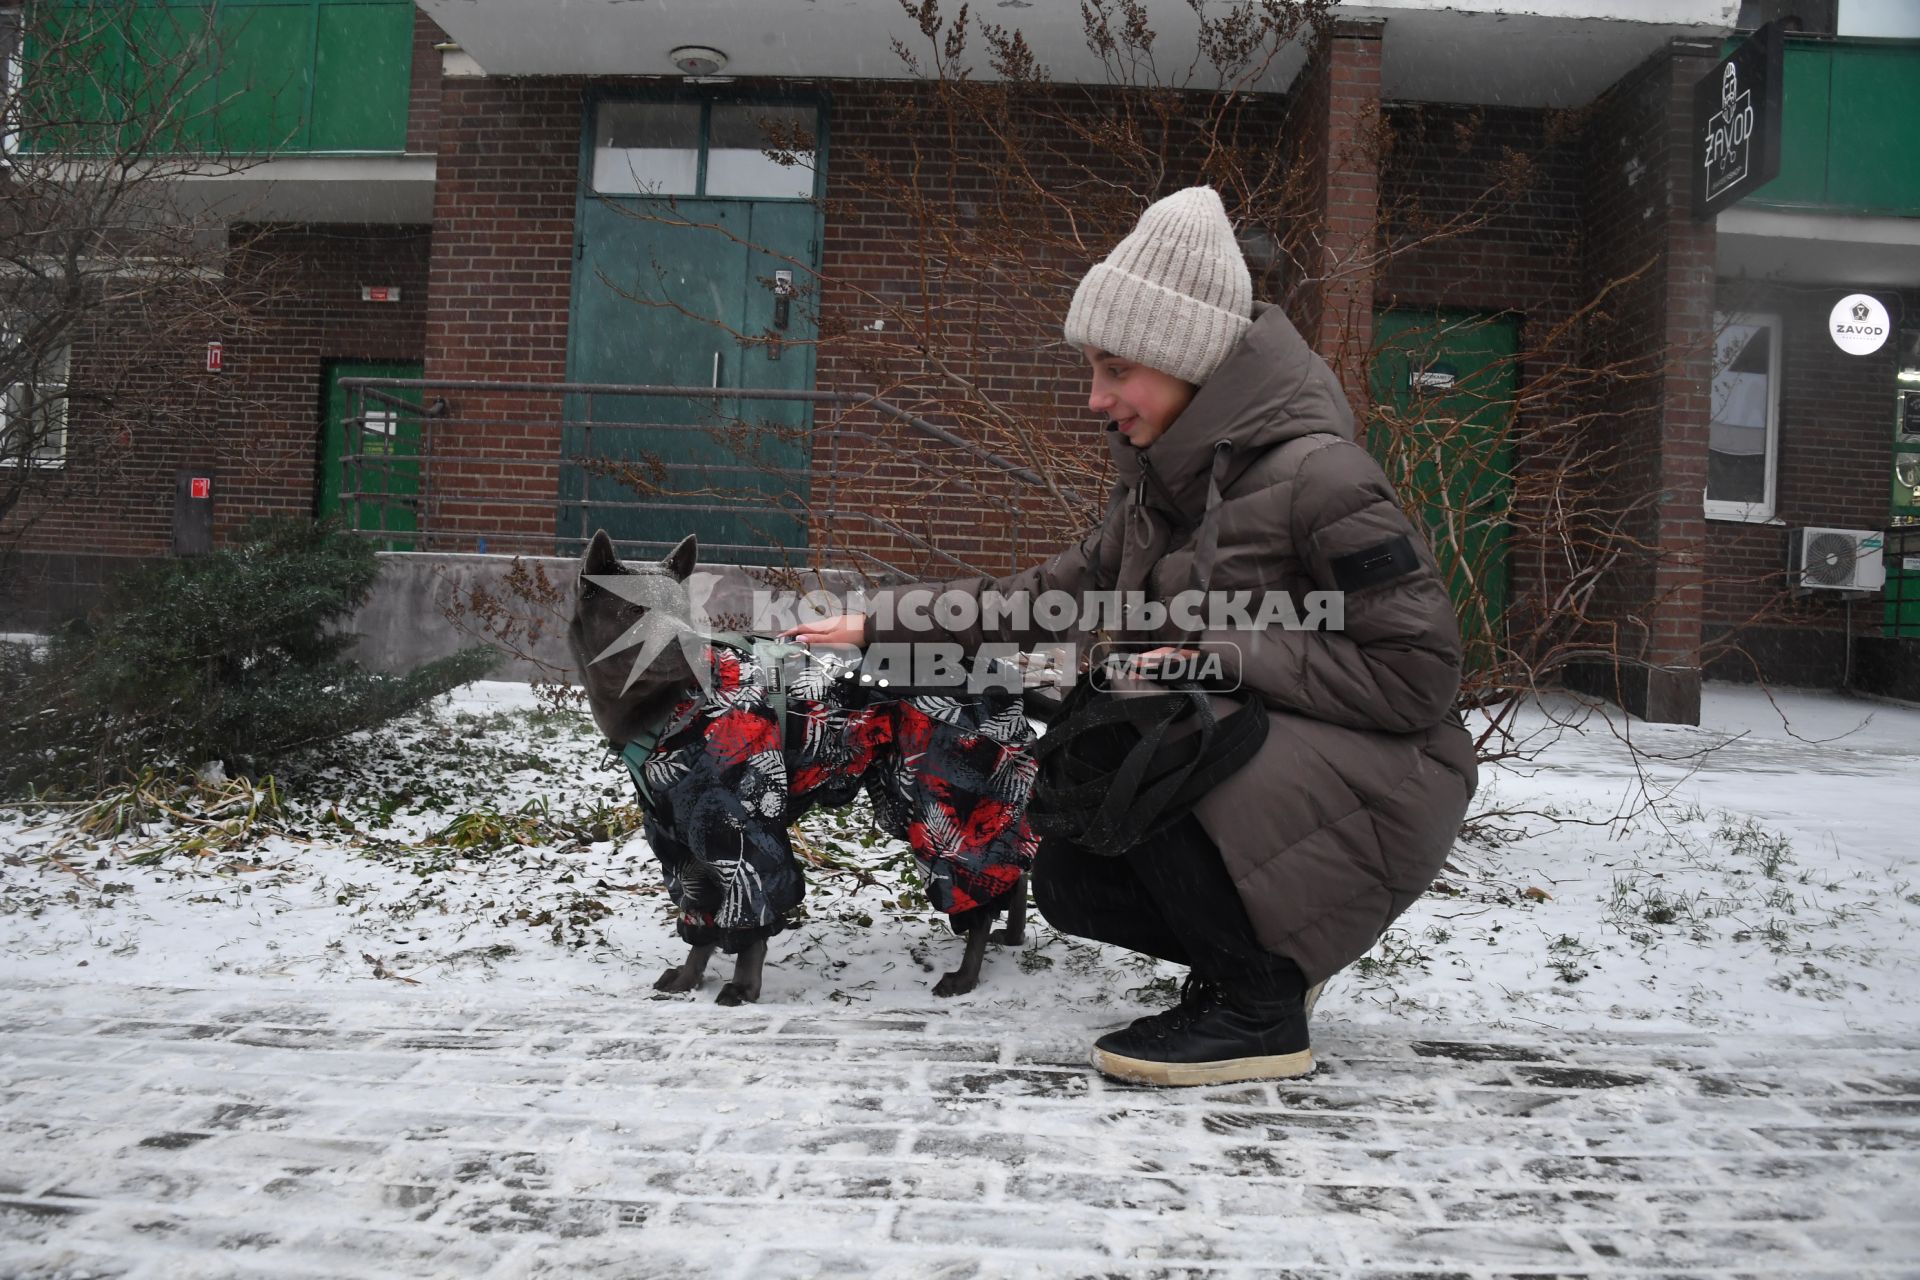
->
xmin=781 ymin=613 xmax=868 ymax=648
xmin=1111 ymin=646 xmax=1198 ymax=679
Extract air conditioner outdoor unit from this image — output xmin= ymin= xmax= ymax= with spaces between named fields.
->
xmin=1787 ymin=527 xmax=1885 ymax=593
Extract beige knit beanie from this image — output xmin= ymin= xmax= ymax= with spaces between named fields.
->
xmin=1063 ymin=186 xmax=1253 ymax=387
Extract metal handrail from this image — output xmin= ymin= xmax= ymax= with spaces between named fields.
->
xmin=333 ymin=377 xmax=1085 ymax=578
xmin=343 ymin=378 xmax=1073 ymax=497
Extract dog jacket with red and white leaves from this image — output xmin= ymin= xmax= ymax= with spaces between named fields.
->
xmin=624 ymin=642 xmax=1039 ymax=953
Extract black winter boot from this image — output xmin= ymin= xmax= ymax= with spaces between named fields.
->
xmin=1111 ymin=974 xmax=1221 ymax=1044
xmin=1091 ymin=985 xmax=1312 ymax=1086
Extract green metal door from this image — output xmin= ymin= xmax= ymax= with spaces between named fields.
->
xmin=1368 ymin=311 xmax=1520 ymax=672
xmin=317 ymin=360 xmax=422 ymax=550
xmin=565 ymin=97 xmax=822 ymax=563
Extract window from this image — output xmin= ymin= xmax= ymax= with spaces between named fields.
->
xmin=0 ymin=342 xmax=70 ymax=469
xmin=1897 ymin=327 xmax=1920 ymax=443
xmin=1735 ymin=0 xmax=1837 ymax=34
xmin=1 ymin=8 xmax=19 ymax=161
xmin=591 ymin=100 xmax=817 ymax=200
xmin=1706 ymin=312 xmax=1781 ymax=522
xmin=703 ymin=104 xmax=816 ymax=199
xmin=593 ymin=102 xmax=701 ymax=196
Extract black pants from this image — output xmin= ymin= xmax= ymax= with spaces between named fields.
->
xmin=1031 ymin=810 xmax=1307 ymax=1006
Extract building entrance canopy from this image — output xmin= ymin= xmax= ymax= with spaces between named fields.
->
xmin=417 ymin=0 xmax=1733 ymax=108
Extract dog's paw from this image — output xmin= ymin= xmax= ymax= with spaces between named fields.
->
xmin=654 ymin=966 xmax=700 ymax=993
xmin=715 ymin=982 xmax=759 ymax=1006
xmin=932 ymin=971 xmax=977 ymax=998
xmin=991 ymin=927 xmax=1025 ymax=946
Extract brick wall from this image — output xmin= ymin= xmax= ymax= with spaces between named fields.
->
xmin=1280 ymin=20 xmax=1384 ymax=413
xmin=406 ymin=9 xmax=449 ymax=155
xmin=2 ymin=3 xmax=450 ymax=628
xmin=10 ymin=10 xmax=442 ymax=571
xmin=1 ymin=285 xmax=232 ymax=626
xmin=808 ymin=80 xmax=1139 ymax=578
xmin=1702 ymin=283 xmax=1910 ymax=682
xmin=1376 ymin=100 xmax=1586 ymax=680
xmin=2 ymin=224 xmax=431 ymax=624
xmin=419 ymin=73 xmax=581 ymax=553
xmin=1569 ymin=43 xmax=1719 ymax=719
xmin=412 ymin=72 xmax=1272 ymax=570
xmin=226 ymin=224 xmax=434 ymax=529
xmin=18 ymin=33 xmax=1897 ymax=696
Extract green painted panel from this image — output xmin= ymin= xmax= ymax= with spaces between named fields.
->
xmin=318 ymin=360 xmax=423 ymax=550
xmin=1886 ymin=516 xmax=1920 ymax=638
xmin=122 ymin=7 xmax=216 ymax=148
xmin=1743 ymin=38 xmax=1920 ymax=215
xmin=21 ymin=5 xmax=218 ymax=152
xmin=1369 ymin=311 xmax=1520 ymax=674
xmin=1888 ymin=565 xmax=1920 ymax=638
xmin=24 ymin=1 xmax=411 ymax=155
xmin=309 ymin=3 xmax=413 ymax=152
xmin=1744 ymin=42 xmax=1830 ymax=207
xmin=1826 ymin=45 xmax=1920 ymax=214
xmin=214 ymin=4 xmax=312 ymax=152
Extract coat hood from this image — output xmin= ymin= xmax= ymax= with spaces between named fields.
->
xmin=1108 ymin=302 xmax=1356 ymax=520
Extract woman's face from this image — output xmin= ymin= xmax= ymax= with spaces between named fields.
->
xmin=1083 ymin=348 xmax=1197 ymax=450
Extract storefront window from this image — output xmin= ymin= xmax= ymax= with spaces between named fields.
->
xmin=1706 ymin=311 xmax=1782 ymax=522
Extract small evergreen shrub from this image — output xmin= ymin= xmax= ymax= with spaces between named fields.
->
xmin=0 ymin=520 xmax=497 ymax=795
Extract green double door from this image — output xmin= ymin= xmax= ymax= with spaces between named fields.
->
xmin=317 ymin=360 xmax=422 ymax=550
xmin=565 ymin=98 xmax=822 ymax=563
xmin=1369 ymin=312 xmax=1519 ymax=672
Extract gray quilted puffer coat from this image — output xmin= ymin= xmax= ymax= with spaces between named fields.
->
xmin=866 ymin=304 xmax=1478 ymax=982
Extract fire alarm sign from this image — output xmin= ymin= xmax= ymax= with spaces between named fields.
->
xmin=206 ymin=341 xmax=223 ymax=372
xmin=190 ymin=476 xmax=211 ymax=499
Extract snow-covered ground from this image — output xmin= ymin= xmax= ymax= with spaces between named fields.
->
xmin=5 ymin=681 xmax=1917 ymax=1279
xmin=2 ymin=681 xmax=1914 ymax=1037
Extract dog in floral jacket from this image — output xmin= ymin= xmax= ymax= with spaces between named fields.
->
xmin=567 ymin=531 xmax=1038 ymax=1004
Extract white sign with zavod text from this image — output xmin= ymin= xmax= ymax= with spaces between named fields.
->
xmin=1830 ymin=293 xmax=1891 ymax=356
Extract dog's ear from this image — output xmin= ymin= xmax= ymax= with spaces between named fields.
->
xmin=663 ymin=534 xmax=697 ymax=582
xmin=582 ymin=529 xmax=621 ymax=579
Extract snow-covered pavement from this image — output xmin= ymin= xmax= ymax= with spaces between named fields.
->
xmin=3 ymin=681 xmax=1919 ymax=1275
xmin=3 ymin=980 xmax=1917 ymax=1279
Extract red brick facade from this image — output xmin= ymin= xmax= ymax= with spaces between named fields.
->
xmin=1283 ymin=19 xmax=1385 ymax=413
xmin=2 ymin=225 xmax=430 ymax=627
xmin=1702 ymin=283 xmax=1911 ymax=682
xmin=1376 ymin=100 xmax=1587 ymax=690
xmin=405 ymin=10 xmax=449 ymax=155
xmin=5 ymin=20 xmax=1909 ymax=713
xmin=1566 ymin=45 xmax=1720 ymax=720
xmin=419 ymin=74 xmax=580 ymax=551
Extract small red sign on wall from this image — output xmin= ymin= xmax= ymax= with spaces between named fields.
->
xmin=361 ymin=286 xmax=401 ymax=303
xmin=189 ymin=476 xmax=211 ymax=500
xmin=206 ymin=341 xmax=223 ymax=373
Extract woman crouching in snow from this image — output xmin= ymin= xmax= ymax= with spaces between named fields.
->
xmin=789 ymin=186 xmax=1477 ymax=1086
